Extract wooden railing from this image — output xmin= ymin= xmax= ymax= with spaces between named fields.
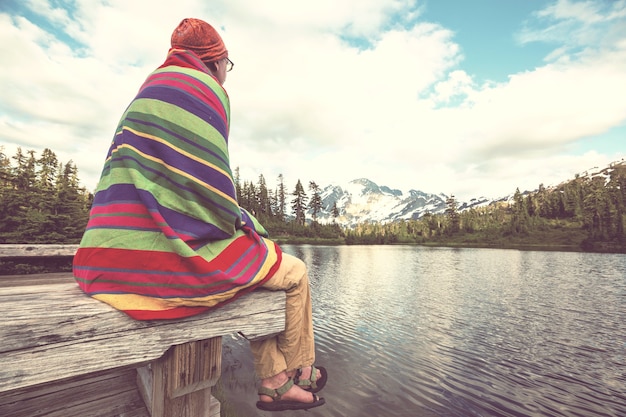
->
xmin=0 ymin=244 xmax=285 ymax=417
xmin=0 ymin=243 xmax=79 ymax=258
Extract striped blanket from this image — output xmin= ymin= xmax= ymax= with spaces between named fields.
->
xmin=73 ymin=48 xmax=281 ymax=320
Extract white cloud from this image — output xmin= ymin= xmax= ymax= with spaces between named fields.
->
xmin=1 ymin=0 xmax=625 ymax=201
xmin=518 ymin=0 xmax=626 ymax=54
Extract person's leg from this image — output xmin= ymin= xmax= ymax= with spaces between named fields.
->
xmin=250 ymin=253 xmax=320 ymax=404
xmin=250 ymin=253 xmax=315 ymax=377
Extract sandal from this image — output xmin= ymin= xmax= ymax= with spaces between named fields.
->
xmin=256 ymin=377 xmax=325 ymax=411
xmin=294 ymin=365 xmax=328 ymax=393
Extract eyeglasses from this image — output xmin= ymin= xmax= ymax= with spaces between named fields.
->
xmin=225 ymin=58 xmax=234 ymax=72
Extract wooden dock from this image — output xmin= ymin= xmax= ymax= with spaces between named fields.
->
xmin=0 ymin=244 xmax=286 ymax=417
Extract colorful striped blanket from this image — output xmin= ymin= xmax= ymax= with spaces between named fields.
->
xmin=73 ymin=48 xmax=281 ymax=320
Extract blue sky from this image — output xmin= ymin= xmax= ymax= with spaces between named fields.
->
xmin=424 ymin=1 xmax=553 ymax=83
xmin=1 ymin=0 xmax=625 ymax=200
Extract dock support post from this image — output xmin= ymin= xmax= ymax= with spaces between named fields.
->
xmin=137 ymin=337 xmax=222 ymax=417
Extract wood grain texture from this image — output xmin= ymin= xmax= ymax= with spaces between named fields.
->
xmin=0 ymin=284 xmax=285 ymax=394
xmin=0 ymin=244 xmax=78 ymax=258
xmin=0 ymin=272 xmax=75 ymax=287
xmin=0 ymin=246 xmax=284 ymax=416
xmin=0 ymin=368 xmax=150 ymax=417
xmin=167 ymin=338 xmax=223 ymax=398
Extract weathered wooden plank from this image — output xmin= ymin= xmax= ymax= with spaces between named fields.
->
xmin=0 ymin=272 xmax=74 ymax=287
xmin=0 ymin=284 xmax=284 ymax=351
xmin=0 ymin=244 xmax=78 ymax=258
xmin=0 ymin=285 xmax=286 ymax=394
xmin=0 ymin=368 xmax=150 ymax=417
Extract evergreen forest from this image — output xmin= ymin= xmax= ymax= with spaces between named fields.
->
xmin=0 ymin=147 xmax=92 ymax=244
xmin=1 ymin=147 xmax=625 ymax=255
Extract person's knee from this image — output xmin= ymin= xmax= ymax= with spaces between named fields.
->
xmin=292 ymin=257 xmax=307 ymax=277
xmin=283 ymin=254 xmax=308 ymax=290
xmin=282 ymin=253 xmax=305 ymax=271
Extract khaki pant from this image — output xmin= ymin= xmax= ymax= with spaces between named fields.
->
xmin=249 ymin=253 xmax=315 ymax=379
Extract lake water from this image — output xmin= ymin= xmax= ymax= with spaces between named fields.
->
xmin=219 ymin=245 xmax=626 ymax=417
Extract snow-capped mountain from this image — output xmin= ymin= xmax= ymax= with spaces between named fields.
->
xmin=297 ymin=159 xmax=626 ymax=228
xmin=311 ymin=178 xmax=491 ymax=227
xmin=308 ymin=160 xmax=626 ymax=227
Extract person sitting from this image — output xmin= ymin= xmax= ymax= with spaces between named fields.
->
xmin=73 ymin=17 xmax=327 ymax=412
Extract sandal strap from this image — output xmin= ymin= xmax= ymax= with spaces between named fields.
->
xmin=295 ymin=365 xmax=318 ymax=389
xmin=258 ymin=377 xmax=294 ymax=400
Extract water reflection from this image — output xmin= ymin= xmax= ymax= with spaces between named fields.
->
xmin=221 ymin=245 xmax=626 ymax=417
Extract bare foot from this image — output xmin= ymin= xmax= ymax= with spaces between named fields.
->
xmin=258 ymin=372 xmax=316 ymax=404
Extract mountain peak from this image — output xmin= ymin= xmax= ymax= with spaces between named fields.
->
xmin=350 ymin=178 xmax=380 ymax=193
xmin=349 ymin=178 xmax=403 ymax=197
xmin=318 ymin=178 xmax=451 ymax=227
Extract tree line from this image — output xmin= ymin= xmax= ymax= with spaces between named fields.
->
xmin=233 ymin=161 xmax=625 ymax=253
xmin=343 ymin=163 xmax=626 ymax=253
xmin=1 ymin=147 xmax=624 ymax=254
xmin=233 ymin=168 xmax=343 ymax=241
xmin=0 ymin=147 xmax=92 ymax=244
xmin=0 ymin=147 xmax=342 ymax=244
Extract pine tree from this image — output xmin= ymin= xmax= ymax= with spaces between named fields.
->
xmin=8 ymin=148 xmax=40 ymax=241
xmin=257 ymin=174 xmax=269 ymax=218
xmin=233 ymin=167 xmax=242 ymax=202
xmin=445 ymin=195 xmax=460 ymax=234
xmin=36 ymin=148 xmax=59 ymax=213
xmin=241 ymin=181 xmax=257 ymax=215
xmin=291 ymin=180 xmax=308 ymax=226
xmin=331 ymin=201 xmax=340 ymax=222
xmin=53 ymin=161 xmax=88 ymax=241
xmin=0 ymin=147 xmax=15 ymax=239
xmin=276 ymin=174 xmax=286 ymax=222
xmin=609 ymin=169 xmax=626 ymax=242
xmin=268 ymin=188 xmax=277 ymax=219
xmin=0 ymin=146 xmax=12 ymax=188
xmin=308 ymin=181 xmax=322 ymax=222
xmin=509 ymin=188 xmax=530 ymax=234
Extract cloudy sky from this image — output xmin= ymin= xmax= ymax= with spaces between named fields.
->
xmin=1 ymin=0 xmax=625 ymax=200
